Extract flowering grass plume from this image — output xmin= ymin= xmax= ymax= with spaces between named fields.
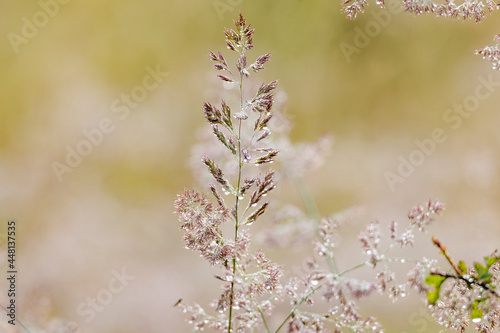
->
xmin=174 ymin=14 xmax=282 ymax=332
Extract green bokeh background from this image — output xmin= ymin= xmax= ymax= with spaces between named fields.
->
xmin=0 ymin=0 xmax=499 ymax=332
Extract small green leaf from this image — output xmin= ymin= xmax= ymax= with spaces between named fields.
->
xmin=471 ymin=300 xmax=483 ymax=320
xmin=458 ymin=260 xmax=467 ymax=275
xmin=427 ymin=290 xmax=440 ymax=304
xmin=480 ymin=272 xmax=492 ymax=284
xmin=474 ymin=262 xmax=488 ymax=277
xmin=484 ymin=256 xmax=500 ymax=268
xmin=425 ymin=275 xmax=447 ymax=304
xmin=425 ymin=274 xmax=447 ymax=286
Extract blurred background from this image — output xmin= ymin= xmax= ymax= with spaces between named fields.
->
xmin=0 ymin=0 xmax=499 ymax=332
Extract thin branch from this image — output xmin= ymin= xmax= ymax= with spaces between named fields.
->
xmin=274 ymin=285 xmax=322 ymax=333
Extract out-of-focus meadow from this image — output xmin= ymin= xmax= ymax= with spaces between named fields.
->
xmin=0 ymin=0 xmax=499 ymax=332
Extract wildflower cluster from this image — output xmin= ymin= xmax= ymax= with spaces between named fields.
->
xmin=174 ymin=14 xmax=283 ymax=332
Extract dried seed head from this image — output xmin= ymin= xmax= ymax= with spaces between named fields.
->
xmin=209 ymin=51 xmax=218 ymax=61
xmin=245 ymin=202 xmax=269 ymax=225
xmin=239 ymin=178 xmax=256 ymax=197
xmin=220 ymin=100 xmax=233 ymax=129
xmin=209 ymin=183 xmax=226 ymax=208
xmin=250 ymin=53 xmax=271 ymax=72
xmin=212 ymin=125 xmax=236 ymax=155
xmin=255 ymin=149 xmax=279 ymax=165
xmin=217 ymin=74 xmax=233 ymax=83
xmin=256 ymin=129 xmax=271 ymax=143
xmin=202 ymin=157 xmax=233 ymax=194
xmin=224 ymin=14 xmax=254 ymax=51
xmin=249 ymin=171 xmax=276 ymax=206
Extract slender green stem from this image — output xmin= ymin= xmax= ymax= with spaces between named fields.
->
xmin=255 ymin=301 xmax=271 ymax=333
xmin=228 ymin=64 xmax=245 ymax=333
xmin=337 ymin=261 xmax=369 ymax=277
xmin=293 ymin=177 xmax=338 ymax=274
xmin=274 ymin=285 xmax=322 ymax=333
xmin=432 ymin=236 xmax=461 ymax=276
xmin=337 ymin=257 xmax=419 ymax=277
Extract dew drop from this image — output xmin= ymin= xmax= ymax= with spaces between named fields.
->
xmin=311 ymin=280 xmax=319 ymax=286
xmin=400 ymin=259 xmax=406 ymax=263
xmin=401 ymin=292 xmax=406 ymax=298
xmin=262 ymin=193 xmax=267 ymax=197
xmin=472 ymin=318 xmax=482 ymax=323
xmin=238 ymin=195 xmax=244 ymax=200
xmin=251 ymin=203 xmax=257 ymax=207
